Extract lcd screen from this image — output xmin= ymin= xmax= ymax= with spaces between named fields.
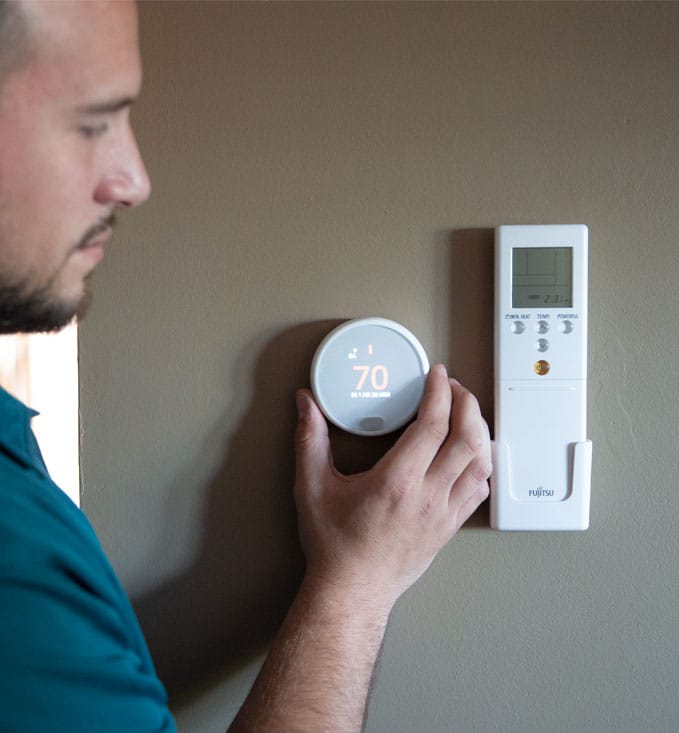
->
xmin=512 ymin=247 xmax=573 ymax=308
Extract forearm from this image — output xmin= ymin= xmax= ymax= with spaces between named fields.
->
xmin=229 ymin=575 xmax=393 ymax=732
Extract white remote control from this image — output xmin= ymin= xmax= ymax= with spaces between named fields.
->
xmin=490 ymin=224 xmax=592 ymax=530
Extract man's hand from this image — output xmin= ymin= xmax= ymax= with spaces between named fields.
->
xmin=229 ymin=365 xmax=490 ymax=732
xmin=294 ymin=363 xmax=491 ymax=609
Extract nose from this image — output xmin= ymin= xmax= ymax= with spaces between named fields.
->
xmin=94 ymin=125 xmax=152 ymax=209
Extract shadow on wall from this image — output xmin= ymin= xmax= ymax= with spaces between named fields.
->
xmin=448 ymin=227 xmax=495 ymax=527
xmin=134 ymin=320 xmax=330 ymax=705
xmin=132 ymin=319 xmax=402 ymax=707
xmin=134 ymin=229 xmax=494 ymax=706
xmin=448 ymin=228 xmax=494 ymax=421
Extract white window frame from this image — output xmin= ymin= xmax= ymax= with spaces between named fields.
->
xmin=0 ymin=325 xmax=80 ymax=506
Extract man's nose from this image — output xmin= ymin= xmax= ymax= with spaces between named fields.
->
xmin=94 ymin=127 xmax=151 ymax=208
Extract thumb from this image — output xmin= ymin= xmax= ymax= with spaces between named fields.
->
xmin=294 ymin=389 xmax=333 ymax=490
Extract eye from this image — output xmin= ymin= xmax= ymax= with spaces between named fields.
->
xmin=78 ymin=123 xmax=109 ymax=139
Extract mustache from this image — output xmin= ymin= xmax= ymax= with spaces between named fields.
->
xmin=76 ymin=214 xmax=117 ymax=250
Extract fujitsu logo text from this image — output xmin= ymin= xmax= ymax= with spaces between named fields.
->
xmin=528 ymin=486 xmax=555 ymax=498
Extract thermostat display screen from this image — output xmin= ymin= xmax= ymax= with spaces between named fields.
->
xmin=512 ymin=247 xmax=573 ymax=308
xmin=311 ymin=319 xmax=429 ymax=436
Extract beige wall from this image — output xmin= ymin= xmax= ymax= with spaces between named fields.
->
xmin=80 ymin=2 xmax=679 ymax=731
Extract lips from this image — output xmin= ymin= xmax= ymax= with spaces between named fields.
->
xmin=72 ymin=218 xmax=113 ymax=267
xmin=75 ymin=213 xmax=116 ymax=250
xmin=80 ymin=230 xmax=111 ymax=250
xmin=78 ymin=224 xmax=112 ymax=250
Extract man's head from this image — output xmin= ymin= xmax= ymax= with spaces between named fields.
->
xmin=0 ymin=0 xmax=150 ymax=334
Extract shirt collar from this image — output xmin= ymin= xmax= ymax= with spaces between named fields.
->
xmin=0 ymin=385 xmax=48 ymax=475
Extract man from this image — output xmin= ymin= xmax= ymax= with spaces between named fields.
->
xmin=0 ymin=2 xmax=491 ymax=731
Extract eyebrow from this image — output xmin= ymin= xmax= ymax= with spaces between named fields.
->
xmin=75 ymin=96 xmax=137 ymax=115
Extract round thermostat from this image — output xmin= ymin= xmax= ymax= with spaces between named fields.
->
xmin=310 ymin=317 xmax=430 ymax=436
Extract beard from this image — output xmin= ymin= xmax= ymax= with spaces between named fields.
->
xmin=0 ymin=216 xmax=112 ymax=334
xmin=0 ymin=271 xmax=93 ymax=334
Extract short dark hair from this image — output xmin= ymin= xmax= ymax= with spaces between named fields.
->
xmin=0 ymin=1 xmax=9 ymax=42
xmin=0 ymin=1 xmax=30 ymax=80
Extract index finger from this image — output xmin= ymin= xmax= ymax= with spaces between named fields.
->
xmin=377 ymin=364 xmax=453 ymax=478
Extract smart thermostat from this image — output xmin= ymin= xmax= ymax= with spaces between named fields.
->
xmin=310 ymin=317 xmax=429 ymax=436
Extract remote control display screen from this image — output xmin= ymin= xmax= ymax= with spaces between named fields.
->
xmin=512 ymin=247 xmax=573 ymax=308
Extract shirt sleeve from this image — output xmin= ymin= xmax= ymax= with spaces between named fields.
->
xmin=0 ymin=457 xmax=177 ymax=733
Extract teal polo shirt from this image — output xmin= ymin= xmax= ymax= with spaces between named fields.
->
xmin=0 ymin=387 xmax=175 ymax=732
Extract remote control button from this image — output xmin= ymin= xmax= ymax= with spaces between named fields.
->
xmin=559 ymin=319 xmax=574 ymax=334
xmin=536 ymin=320 xmax=549 ymax=334
xmin=511 ymin=321 xmax=525 ymax=334
xmin=534 ymin=359 xmax=550 ymax=376
xmin=536 ymin=338 xmax=549 ymax=352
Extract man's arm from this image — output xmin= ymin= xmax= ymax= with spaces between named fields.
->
xmin=229 ymin=364 xmax=491 ymax=732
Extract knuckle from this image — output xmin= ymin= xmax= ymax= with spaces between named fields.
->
xmin=475 ymin=477 xmax=491 ymax=502
xmin=418 ymin=493 xmax=438 ymax=519
xmin=470 ymin=454 xmax=493 ymax=484
xmin=294 ymin=430 xmax=311 ymax=448
xmin=372 ymin=466 xmax=417 ymax=506
xmin=456 ymin=385 xmax=479 ymax=413
xmin=421 ymin=416 xmax=450 ymax=445
xmin=389 ymin=471 xmax=419 ymax=502
xmin=458 ymin=426 xmax=486 ymax=461
xmin=294 ymin=419 xmax=316 ymax=448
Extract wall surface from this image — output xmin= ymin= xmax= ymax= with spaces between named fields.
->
xmin=79 ymin=2 xmax=679 ymax=731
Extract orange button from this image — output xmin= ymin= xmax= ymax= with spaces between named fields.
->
xmin=534 ymin=360 xmax=550 ymax=376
